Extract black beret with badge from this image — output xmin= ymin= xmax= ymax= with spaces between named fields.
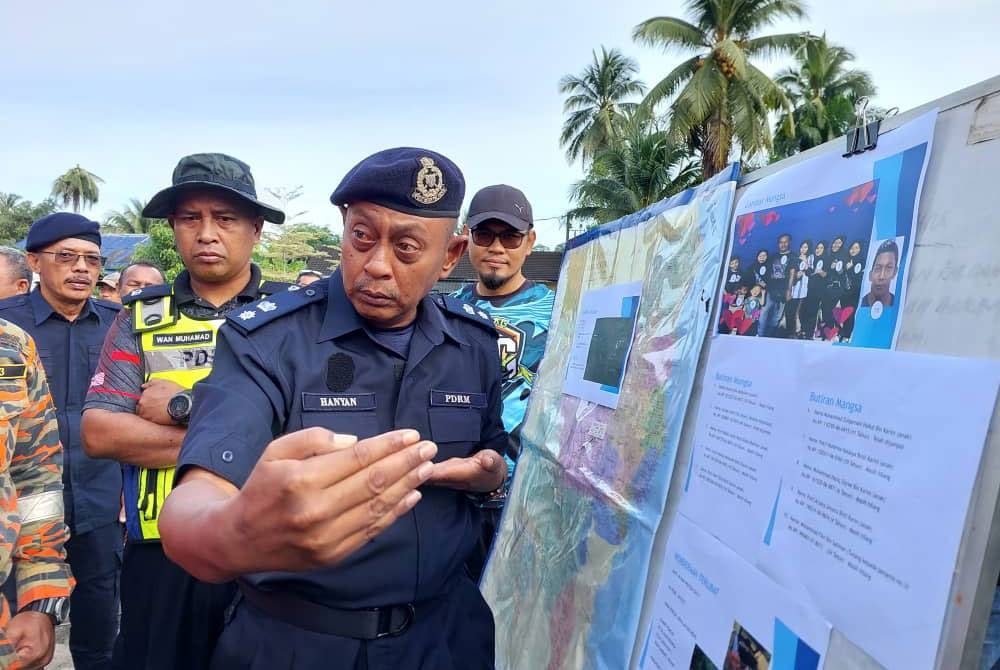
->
xmin=25 ymin=212 xmax=102 ymax=252
xmin=330 ymin=147 xmax=465 ymax=218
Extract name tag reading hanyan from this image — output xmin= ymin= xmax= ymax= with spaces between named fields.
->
xmin=430 ymin=390 xmax=486 ymax=408
xmin=0 ymin=364 xmax=27 ymax=379
xmin=302 ymin=393 xmax=376 ymax=411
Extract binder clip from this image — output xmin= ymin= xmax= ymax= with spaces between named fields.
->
xmin=843 ymin=97 xmax=881 ymax=157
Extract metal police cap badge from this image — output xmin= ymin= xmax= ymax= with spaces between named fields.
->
xmin=411 ymin=157 xmax=447 ymax=205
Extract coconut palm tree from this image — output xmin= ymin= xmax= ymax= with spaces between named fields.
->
xmin=51 ymin=165 xmax=103 ymax=212
xmin=565 ymin=117 xmax=700 ymax=227
xmin=103 ymin=198 xmax=162 ymax=234
xmin=772 ymin=34 xmax=876 ymax=159
xmin=0 ymin=193 xmax=22 ymax=211
xmin=559 ymin=47 xmax=647 ymax=165
xmin=633 ymin=0 xmax=808 ymax=177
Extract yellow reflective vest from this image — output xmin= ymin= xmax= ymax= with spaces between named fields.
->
xmin=125 ymin=281 xmax=286 ymax=540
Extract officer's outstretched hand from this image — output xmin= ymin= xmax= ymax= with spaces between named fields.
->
xmin=427 ymin=449 xmax=507 ymax=493
xmin=160 ymin=428 xmax=437 ymax=581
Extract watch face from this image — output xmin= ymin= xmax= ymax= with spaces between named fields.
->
xmin=168 ymin=394 xmax=191 ymax=420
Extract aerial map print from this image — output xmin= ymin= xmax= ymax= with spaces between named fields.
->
xmin=481 ymin=166 xmax=739 ymax=669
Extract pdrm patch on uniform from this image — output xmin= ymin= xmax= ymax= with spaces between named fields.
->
xmin=152 ymin=331 xmax=214 ymax=347
xmin=0 ymin=364 xmax=27 ymax=379
xmin=430 ymin=390 xmax=486 ymax=408
xmin=302 ymin=392 xmax=376 ymax=411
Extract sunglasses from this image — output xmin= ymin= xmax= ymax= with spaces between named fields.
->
xmin=471 ymin=229 xmax=526 ymax=249
xmin=37 ymin=251 xmax=105 ymax=268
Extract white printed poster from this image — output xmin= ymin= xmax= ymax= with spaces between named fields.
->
xmin=640 ymin=514 xmax=830 ymax=670
xmin=679 ymin=334 xmax=1000 ymax=668
xmin=718 ymin=111 xmax=937 ymax=349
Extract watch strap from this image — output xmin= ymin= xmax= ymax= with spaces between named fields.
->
xmin=21 ymin=596 xmax=70 ymax=623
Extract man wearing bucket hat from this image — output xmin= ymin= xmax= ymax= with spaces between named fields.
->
xmin=81 ymin=153 xmax=290 ymax=669
xmin=159 ymin=147 xmax=506 ymax=669
xmin=0 ymin=212 xmax=122 ymax=670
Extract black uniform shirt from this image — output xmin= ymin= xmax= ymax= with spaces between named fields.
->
xmin=0 ymin=289 xmax=121 ymax=533
xmin=177 ymin=271 xmax=507 ymax=608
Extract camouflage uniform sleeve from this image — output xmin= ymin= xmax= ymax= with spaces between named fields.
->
xmin=10 ymin=335 xmax=73 ymax=607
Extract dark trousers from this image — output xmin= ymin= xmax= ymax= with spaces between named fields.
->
xmin=65 ymin=522 xmax=123 ymax=670
xmin=800 ymin=293 xmax=823 ymax=339
xmin=212 ymin=574 xmax=495 ymax=670
xmin=113 ymin=540 xmax=236 ymax=670
xmin=466 ymin=508 xmax=501 ymax=583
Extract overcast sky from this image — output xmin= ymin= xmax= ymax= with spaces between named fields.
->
xmin=1 ymin=0 xmax=997 ymax=248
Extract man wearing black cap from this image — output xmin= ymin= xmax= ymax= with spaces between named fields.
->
xmin=80 ymin=153 xmax=289 ymax=669
xmin=159 ymin=147 xmax=506 ymax=669
xmin=0 ymin=212 xmax=122 ymax=670
xmin=453 ymin=184 xmax=554 ymax=575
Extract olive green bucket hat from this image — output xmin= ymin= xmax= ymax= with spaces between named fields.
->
xmin=143 ymin=153 xmax=285 ymax=224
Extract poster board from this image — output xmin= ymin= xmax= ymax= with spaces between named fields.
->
xmin=631 ymin=74 xmax=1000 ymax=669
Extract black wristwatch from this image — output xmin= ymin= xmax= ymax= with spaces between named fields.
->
xmin=167 ymin=390 xmax=193 ymax=425
xmin=21 ymin=596 xmax=70 ymax=625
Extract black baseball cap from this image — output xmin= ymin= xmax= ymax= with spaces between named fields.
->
xmin=466 ymin=184 xmax=533 ymax=232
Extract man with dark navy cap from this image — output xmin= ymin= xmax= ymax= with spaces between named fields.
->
xmin=160 ymin=147 xmax=506 ymax=669
xmin=80 ymin=153 xmax=290 ymax=670
xmin=0 ymin=212 xmax=122 ymax=670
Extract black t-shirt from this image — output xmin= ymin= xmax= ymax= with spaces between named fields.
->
xmin=827 ymin=252 xmax=847 ymax=291
xmin=724 ymin=271 xmax=745 ymax=294
xmin=768 ymin=251 xmax=793 ymax=283
xmin=746 ymin=262 xmax=768 ymax=288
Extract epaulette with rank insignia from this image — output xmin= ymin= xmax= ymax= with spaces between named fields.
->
xmin=227 ymin=282 xmax=327 ymax=333
xmin=433 ymin=293 xmax=497 ymax=334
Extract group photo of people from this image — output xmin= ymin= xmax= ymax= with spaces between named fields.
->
xmin=718 ymin=181 xmax=887 ymax=343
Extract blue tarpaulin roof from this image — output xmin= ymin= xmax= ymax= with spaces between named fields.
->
xmin=99 ymin=234 xmax=149 ymax=270
xmin=16 ymin=233 xmax=149 ymax=271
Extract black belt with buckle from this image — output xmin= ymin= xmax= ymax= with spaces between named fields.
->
xmin=238 ymin=582 xmax=416 ymax=640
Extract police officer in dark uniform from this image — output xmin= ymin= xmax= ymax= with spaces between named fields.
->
xmin=0 ymin=213 xmax=122 ymax=670
xmin=81 ymin=153 xmax=291 ymax=669
xmin=160 ymin=147 xmax=507 ymax=669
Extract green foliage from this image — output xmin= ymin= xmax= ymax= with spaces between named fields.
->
xmin=289 ymin=223 xmax=340 ymax=250
xmin=131 ymin=222 xmax=184 ymax=281
xmin=256 ymin=224 xmax=341 ymax=280
xmin=559 ymin=47 xmax=647 ymax=165
xmin=51 ymin=165 xmax=103 ymax=212
xmin=104 ymin=198 xmax=164 ymax=234
xmin=772 ymin=34 xmax=877 ymax=159
xmin=0 ymin=193 xmax=57 ymax=245
xmin=633 ymin=0 xmax=808 ymax=176
xmin=566 ymin=116 xmax=700 ymax=227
